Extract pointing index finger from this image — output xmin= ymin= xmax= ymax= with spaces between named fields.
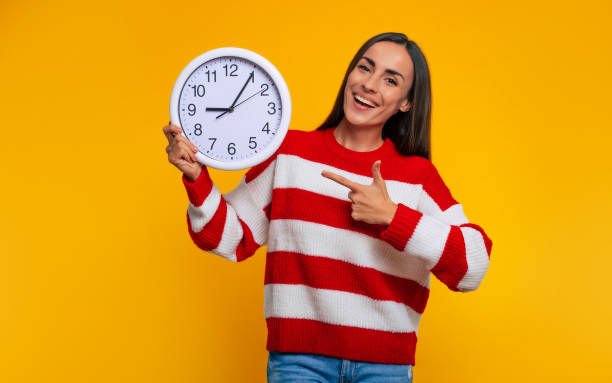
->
xmin=321 ymin=170 xmax=362 ymax=191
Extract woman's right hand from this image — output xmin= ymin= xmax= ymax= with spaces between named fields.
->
xmin=163 ymin=122 xmax=203 ymax=182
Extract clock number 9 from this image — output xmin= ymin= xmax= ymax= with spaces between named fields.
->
xmin=188 ymin=104 xmax=196 ymax=116
xmin=194 ymin=123 xmax=203 ymax=136
xmin=267 ymin=102 xmax=276 ymax=115
xmin=227 ymin=142 xmax=236 ymax=155
xmin=192 ymin=84 xmax=205 ymax=97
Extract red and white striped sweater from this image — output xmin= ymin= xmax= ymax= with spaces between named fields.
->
xmin=181 ymin=126 xmax=493 ymax=365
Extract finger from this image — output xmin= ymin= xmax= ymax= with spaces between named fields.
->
xmin=321 ymin=170 xmax=361 ymax=191
xmin=163 ymin=125 xmax=173 ymax=143
xmin=163 ymin=123 xmax=183 ymax=144
xmin=348 ymin=190 xmax=356 ymax=201
xmin=371 ymin=160 xmax=388 ymax=194
xmin=179 ymin=147 xmax=195 ymax=164
xmin=371 ymin=160 xmax=384 ymax=185
xmin=176 ymin=140 xmax=197 ymax=162
xmin=175 ymin=134 xmax=199 ymax=153
xmin=372 ymin=160 xmax=391 ymax=199
xmin=163 ymin=124 xmax=179 ymax=143
xmin=169 ymin=140 xmax=196 ymax=163
xmin=171 ymin=124 xmax=181 ymax=136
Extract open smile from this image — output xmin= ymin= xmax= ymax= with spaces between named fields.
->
xmin=352 ymin=93 xmax=378 ymax=110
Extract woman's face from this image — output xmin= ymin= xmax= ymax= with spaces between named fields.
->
xmin=342 ymin=41 xmax=414 ymax=129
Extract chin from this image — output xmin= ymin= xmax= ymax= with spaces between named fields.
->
xmin=344 ymin=114 xmax=370 ymax=128
xmin=343 ymin=108 xmax=382 ymax=129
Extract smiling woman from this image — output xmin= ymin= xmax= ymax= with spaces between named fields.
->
xmin=164 ymin=32 xmax=493 ymax=383
xmin=317 ymin=33 xmax=432 ymax=159
xmin=341 ymin=41 xmax=414 ymax=135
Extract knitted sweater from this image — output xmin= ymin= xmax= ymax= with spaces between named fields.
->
xmin=181 ymin=126 xmax=493 ymax=365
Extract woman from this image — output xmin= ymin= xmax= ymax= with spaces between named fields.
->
xmin=164 ymin=32 xmax=493 ymax=383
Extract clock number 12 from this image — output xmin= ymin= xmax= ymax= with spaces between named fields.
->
xmin=223 ymin=64 xmax=238 ymax=77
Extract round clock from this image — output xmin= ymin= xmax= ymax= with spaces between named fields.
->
xmin=169 ymin=47 xmax=291 ymax=170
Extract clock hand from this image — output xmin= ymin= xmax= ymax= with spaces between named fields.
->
xmin=232 ymin=88 xmax=266 ymax=108
xmin=215 ymin=110 xmax=230 ymax=119
xmin=206 ymin=107 xmax=233 ymax=112
xmin=229 ymin=71 xmax=254 ymax=109
xmin=215 ymin=87 xmax=266 ymax=119
xmin=216 ymin=71 xmax=255 ymax=120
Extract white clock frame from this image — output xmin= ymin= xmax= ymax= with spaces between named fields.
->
xmin=169 ymin=47 xmax=291 ymax=170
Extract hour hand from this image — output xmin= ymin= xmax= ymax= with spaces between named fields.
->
xmin=206 ymin=107 xmax=233 ymax=112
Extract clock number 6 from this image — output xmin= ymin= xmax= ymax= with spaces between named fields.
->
xmin=227 ymin=142 xmax=236 ymax=155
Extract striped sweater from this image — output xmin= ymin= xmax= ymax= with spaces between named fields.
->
xmin=181 ymin=126 xmax=493 ymax=365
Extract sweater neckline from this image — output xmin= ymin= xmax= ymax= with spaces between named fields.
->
xmin=323 ymin=126 xmax=396 ymax=163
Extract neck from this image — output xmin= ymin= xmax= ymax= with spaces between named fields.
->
xmin=334 ymin=118 xmax=384 ymax=152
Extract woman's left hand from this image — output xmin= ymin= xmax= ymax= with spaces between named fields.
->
xmin=321 ymin=160 xmax=398 ymax=226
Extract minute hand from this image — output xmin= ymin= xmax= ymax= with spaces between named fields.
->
xmin=229 ymin=71 xmax=254 ymax=109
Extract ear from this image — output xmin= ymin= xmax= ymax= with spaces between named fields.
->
xmin=399 ymin=98 xmax=411 ymax=113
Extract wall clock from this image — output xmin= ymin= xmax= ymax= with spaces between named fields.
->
xmin=170 ymin=47 xmax=291 ymax=170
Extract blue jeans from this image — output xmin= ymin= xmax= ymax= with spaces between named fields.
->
xmin=267 ymin=351 xmax=413 ymax=383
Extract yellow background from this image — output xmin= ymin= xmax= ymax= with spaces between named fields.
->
xmin=2 ymin=0 xmax=611 ymax=381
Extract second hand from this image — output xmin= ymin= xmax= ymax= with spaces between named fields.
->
xmin=216 ymin=88 xmax=267 ymax=119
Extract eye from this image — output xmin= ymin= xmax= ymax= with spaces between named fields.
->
xmin=358 ymin=64 xmax=370 ymax=72
xmin=386 ymin=78 xmax=398 ymax=86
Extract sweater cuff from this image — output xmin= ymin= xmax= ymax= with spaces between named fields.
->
xmin=379 ymin=203 xmax=423 ymax=251
xmin=182 ymin=168 xmax=213 ymax=206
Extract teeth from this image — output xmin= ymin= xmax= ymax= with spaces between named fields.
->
xmin=355 ymin=94 xmax=376 ymax=107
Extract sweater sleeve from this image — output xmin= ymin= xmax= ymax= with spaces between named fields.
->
xmin=182 ymin=154 xmax=277 ymax=263
xmin=379 ymin=163 xmax=493 ymax=292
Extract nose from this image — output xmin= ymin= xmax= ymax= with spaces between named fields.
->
xmin=362 ymin=74 xmax=378 ymax=94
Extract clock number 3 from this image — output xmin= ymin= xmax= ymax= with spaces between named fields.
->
xmin=267 ymin=102 xmax=276 ymax=115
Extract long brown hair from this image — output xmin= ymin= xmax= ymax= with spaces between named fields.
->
xmin=316 ymin=32 xmax=432 ymax=160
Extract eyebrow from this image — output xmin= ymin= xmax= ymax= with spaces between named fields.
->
xmin=361 ymin=56 xmax=405 ymax=80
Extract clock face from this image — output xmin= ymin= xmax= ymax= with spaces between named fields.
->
xmin=177 ymin=56 xmax=283 ymax=163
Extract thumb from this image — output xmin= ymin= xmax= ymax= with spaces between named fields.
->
xmin=371 ymin=160 xmax=385 ymax=186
